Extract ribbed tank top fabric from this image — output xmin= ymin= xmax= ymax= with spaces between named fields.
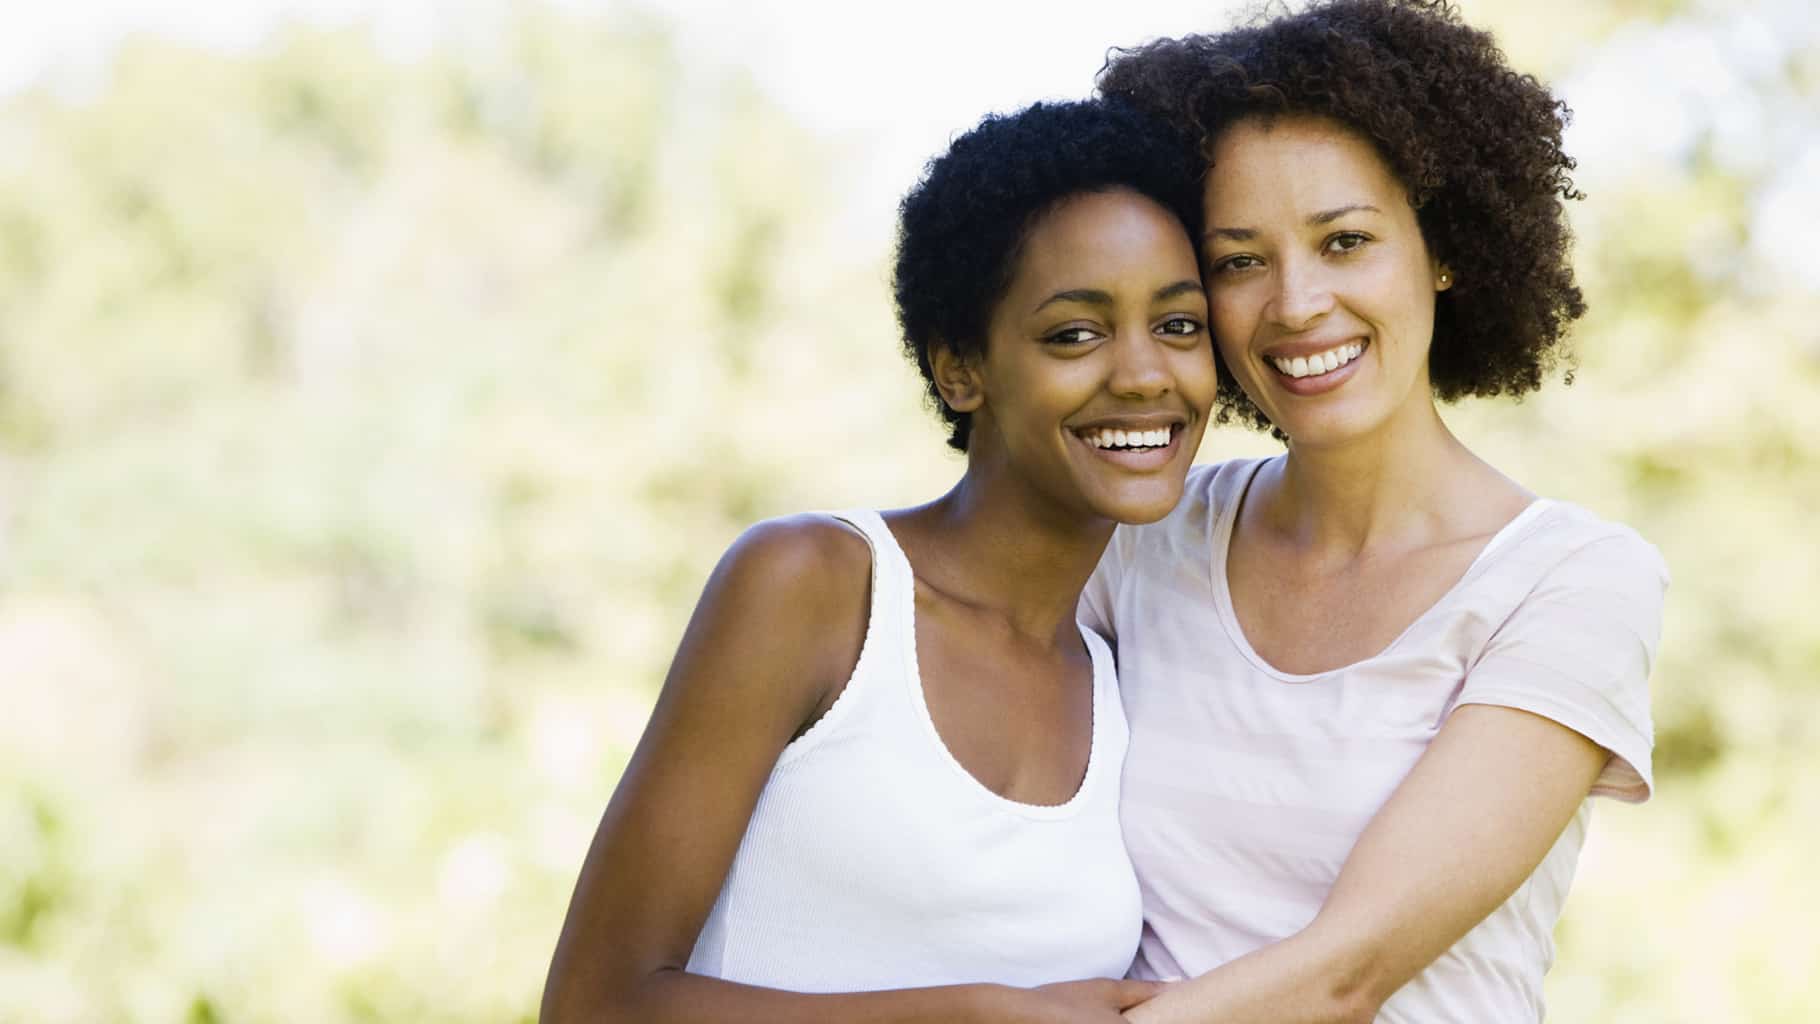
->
xmin=684 ymin=510 xmax=1143 ymax=991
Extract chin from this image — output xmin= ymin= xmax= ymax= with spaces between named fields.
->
xmin=1093 ymin=484 xmax=1187 ymax=525
xmin=1273 ymin=406 xmax=1386 ymax=449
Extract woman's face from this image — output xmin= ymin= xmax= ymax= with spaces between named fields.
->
xmin=1200 ymin=115 xmax=1450 ymax=448
xmin=959 ymin=187 xmax=1216 ymax=525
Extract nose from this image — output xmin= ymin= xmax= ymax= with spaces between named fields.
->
xmin=1106 ymin=324 xmax=1173 ymax=400
xmin=1266 ymin=254 xmax=1335 ymax=331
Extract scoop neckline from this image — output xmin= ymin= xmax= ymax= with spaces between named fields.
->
xmin=869 ymin=510 xmax=1107 ymax=820
xmin=1209 ymin=457 xmax=1551 ymax=683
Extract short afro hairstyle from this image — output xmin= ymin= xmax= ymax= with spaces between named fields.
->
xmin=893 ymin=100 xmax=1204 ymax=451
xmin=1099 ymin=0 xmax=1586 ymax=431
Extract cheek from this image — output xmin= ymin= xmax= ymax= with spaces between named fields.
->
xmin=1209 ymin=320 xmax=1253 ymax=382
xmin=1379 ymin=287 xmax=1439 ymax=367
xmin=988 ymin=359 xmax=1090 ymax=432
xmin=1172 ymin=345 xmax=1222 ymax=405
xmin=1206 ymin=285 xmax=1255 ymax=367
xmin=1370 ymin=254 xmax=1440 ymax=346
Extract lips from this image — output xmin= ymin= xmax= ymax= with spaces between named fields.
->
xmin=1077 ymin=424 xmax=1177 ymax=451
xmin=1259 ymin=338 xmax=1368 ymax=396
xmin=1269 ymin=340 xmax=1364 ymax=378
xmin=1070 ymin=412 xmax=1186 ymax=452
xmin=1068 ymin=416 xmax=1189 ymax=469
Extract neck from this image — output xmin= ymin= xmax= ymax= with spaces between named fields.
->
xmin=1267 ymin=396 xmax=1475 ymax=554
xmin=897 ymin=466 xmax=1115 ymax=648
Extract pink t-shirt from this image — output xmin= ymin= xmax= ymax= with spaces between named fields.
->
xmin=1082 ymin=458 xmax=1667 ymax=1022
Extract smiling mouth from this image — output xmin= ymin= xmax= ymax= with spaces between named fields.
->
xmin=1075 ymin=424 xmax=1180 ymax=452
xmin=1268 ymin=340 xmax=1366 ymax=378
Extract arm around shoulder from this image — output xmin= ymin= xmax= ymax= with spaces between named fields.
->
xmin=1125 ymin=527 xmax=1669 ymax=1024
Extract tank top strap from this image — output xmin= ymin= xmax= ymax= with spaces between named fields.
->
xmin=773 ymin=510 xmax=917 ymax=765
xmin=1078 ymin=624 xmax=1117 ymax=711
xmin=1075 ymin=624 xmax=1125 ymax=806
xmin=829 ymin=509 xmax=918 ymax=675
xmin=824 ymin=510 xmax=915 ymax=631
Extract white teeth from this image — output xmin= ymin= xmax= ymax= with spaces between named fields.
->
xmin=1083 ymin=427 xmax=1174 ymax=450
xmin=1271 ymin=342 xmax=1364 ymax=378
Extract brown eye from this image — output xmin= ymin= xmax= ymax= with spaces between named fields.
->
xmin=1157 ymin=317 xmax=1203 ymax=337
xmin=1044 ymin=326 xmax=1100 ymax=346
xmin=1325 ymin=232 xmax=1371 ymax=254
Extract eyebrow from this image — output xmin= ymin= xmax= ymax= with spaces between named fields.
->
xmin=1153 ymin=279 xmax=1204 ymax=302
xmin=1032 ymin=279 xmax=1204 ymax=314
xmin=1204 ymin=203 xmax=1383 ymax=241
xmin=1310 ymin=203 xmax=1380 ymax=224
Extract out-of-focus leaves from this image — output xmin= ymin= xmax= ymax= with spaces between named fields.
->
xmin=0 ymin=6 xmax=945 ymax=1021
xmin=0 ymin=1 xmax=1813 ymax=1021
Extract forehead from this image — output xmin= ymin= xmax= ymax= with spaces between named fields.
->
xmin=1203 ymin=115 xmax=1407 ymax=216
xmin=1004 ymin=189 xmax=1196 ymax=292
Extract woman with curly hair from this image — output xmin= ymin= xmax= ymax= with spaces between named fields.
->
xmin=541 ymin=99 xmax=1219 ymax=1023
xmin=1083 ymin=1 xmax=1668 ymax=1020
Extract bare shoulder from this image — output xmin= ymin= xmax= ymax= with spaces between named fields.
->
xmin=688 ymin=513 xmax=875 ymax=704
xmin=715 ymin=513 xmax=874 ymax=608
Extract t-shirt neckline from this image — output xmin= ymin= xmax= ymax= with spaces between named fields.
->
xmin=1207 ymin=457 xmax=1551 ymax=683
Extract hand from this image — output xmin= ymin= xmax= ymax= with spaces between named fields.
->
xmin=980 ymin=978 xmax=1166 ymax=1023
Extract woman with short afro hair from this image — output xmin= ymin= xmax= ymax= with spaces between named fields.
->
xmin=543 ymin=99 xmax=1220 ymax=1024
xmin=1080 ymin=2 xmax=1667 ymax=1021
xmin=894 ymin=99 xmax=1207 ymax=452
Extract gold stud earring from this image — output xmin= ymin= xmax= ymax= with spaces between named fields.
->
xmin=1438 ymin=271 xmax=1452 ymax=287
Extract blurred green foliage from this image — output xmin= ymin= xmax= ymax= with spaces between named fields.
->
xmin=0 ymin=3 xmax=1814 ymax=1021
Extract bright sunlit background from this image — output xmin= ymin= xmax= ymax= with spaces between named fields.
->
xmin=1 ymin=0 xmax=1816 ymax=1020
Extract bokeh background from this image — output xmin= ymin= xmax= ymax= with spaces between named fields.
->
xmin=0 ymin=0 xmax=1815 ymax=1020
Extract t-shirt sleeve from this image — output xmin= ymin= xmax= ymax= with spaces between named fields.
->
xmin=1452 ymin=529 xmax=1670 ymax=803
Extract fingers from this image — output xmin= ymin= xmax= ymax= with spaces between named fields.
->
xmin=1039 ymin=978 xmax=1167 ymax=1011
xmin=1112 ymin=978 xmax=1165 ymax=1009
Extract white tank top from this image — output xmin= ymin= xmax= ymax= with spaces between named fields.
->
xmin=685 ymin=510 xmax=1143 ymax=990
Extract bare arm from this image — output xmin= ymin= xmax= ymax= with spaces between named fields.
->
xmin=1124 ymin=704 xmax=1606 ymax=1023
xmin=1123 ymin=532 xmax=1665 ymax=1023
xmin=541 ymin=516 xmax=1152 ymax=1024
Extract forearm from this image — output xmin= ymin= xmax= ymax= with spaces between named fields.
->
xmin=1122 ymin=926 xmax=1381 ymax=1024
xmin=1125 ymin=708 xmax=1608 ymax=1024
xmin=542 ymin=967 xmax=1005 ymax=1024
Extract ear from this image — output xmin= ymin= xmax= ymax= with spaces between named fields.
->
xmin=1434 ymin=262 xmax=1455 ymax=292
xmin=930 ymin=341 xmax=985 ymax=414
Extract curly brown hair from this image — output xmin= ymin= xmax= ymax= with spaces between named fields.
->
xmin=1099 ymin=0 xmax=1585 ymax=430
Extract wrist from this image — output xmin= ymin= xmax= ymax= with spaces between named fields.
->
xmin=961 ymin=983 xmax=1018 ymax=1023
